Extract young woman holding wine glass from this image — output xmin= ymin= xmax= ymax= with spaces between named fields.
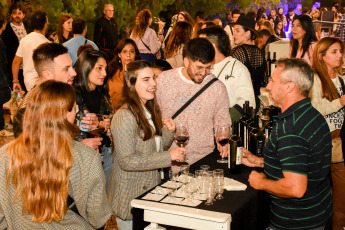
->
xmin=73 ymin=49 xmax=113 ymax=188
xmin=107 ymin=61 xmax=185 ymax=229
xmin=0 ymin=81 xmax=113 ymax=228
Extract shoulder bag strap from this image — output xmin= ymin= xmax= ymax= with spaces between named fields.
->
xmin=339 ymin=77 xmax=345 ymax=96
xmin=140 ymin=38 xmax=151 ymax=52
xmin=172 ymin=78 xmax=218 ymax=119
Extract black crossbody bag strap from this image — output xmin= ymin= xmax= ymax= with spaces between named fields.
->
xmin=172 ymin=78 xmax=218 ymax=119
xmin=339 ymin=77 xmax=345 ymax=94
xmin=141 ymin=38 xmax=151 ymax=52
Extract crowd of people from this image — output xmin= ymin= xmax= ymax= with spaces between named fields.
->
xmin=0 ymin=1 xmax=344 ymax=230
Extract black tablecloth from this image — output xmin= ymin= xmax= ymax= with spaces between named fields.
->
xmin=132 ymin=151 xmax=270 ymax=230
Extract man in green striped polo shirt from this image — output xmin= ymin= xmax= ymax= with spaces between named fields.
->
xmin=242 ymin=58 xmax=333 ymax=230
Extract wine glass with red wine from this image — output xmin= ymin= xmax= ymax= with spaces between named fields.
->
xmin=216 ymin=125 xmax=230 ymax=163
xmin=175 ymin=123 xmax=189 ymax=162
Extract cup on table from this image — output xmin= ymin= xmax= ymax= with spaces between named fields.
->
xmin=200 ymin=165 xmax=210 ymax=171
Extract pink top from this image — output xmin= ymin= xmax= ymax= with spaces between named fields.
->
xmin=130 ymin=28 xmax=161 ymax=54
xmin=290 ymin=42 xmax=316 ymax=65
xmin=156 ymin=68 xmax=231 ymax=164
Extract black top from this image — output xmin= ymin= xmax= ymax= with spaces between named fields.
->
xmin=0 ymin=37 xmax=9 ymax=88
xmin=2 ymin=22 xmax=31 ymax=81
xmin=93 ymin=17 xmax=118 ymax=50
xmin=264 ymin=98 xmax=333 ymax=229
xmin=231 ymin=44 xmax=266 ymax=97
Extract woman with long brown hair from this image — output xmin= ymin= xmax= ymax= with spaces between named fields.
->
xmin=290 ymin=15 xmax=318 ymax=65
xmin=108 ymin=38 xmax=140 ymax=109
xmin=164 ymin=21 xmax=192 ymax=68
xmin=107 ymin=61 xmax=185 ymax=229
xmin=309 ymin=37 xmax=345 ymax=230
xmin=130 ymin=9 xmax=165 ymax=63
xmin=50 ymin=14 xmax=73 ymax=44
xmin=0 ymin=80 xmax=112 ymax=228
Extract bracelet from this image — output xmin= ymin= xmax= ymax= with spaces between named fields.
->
xmin=12 ymin=81 xmax=19 ymax=83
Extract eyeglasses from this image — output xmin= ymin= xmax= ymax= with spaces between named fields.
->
xmin=190 ymin=61 xmax=214 ymax=75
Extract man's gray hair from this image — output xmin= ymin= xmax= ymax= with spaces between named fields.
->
xmin=104 ymin=4 xmax=114 ymax=10
xmin=276 ymin=58 xmax=314 ymax=96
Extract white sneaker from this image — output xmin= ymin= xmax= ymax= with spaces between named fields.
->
xmin=0 ymin=129 xmax=14 ymax=137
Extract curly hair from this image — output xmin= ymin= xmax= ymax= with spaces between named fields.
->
xmin=165 ymin=21 xmax=193 ymax=59
xmin=132 ymin=9 xmax=152 ymax=38
xmin=6 ymin=80 xmax=79 ymax=223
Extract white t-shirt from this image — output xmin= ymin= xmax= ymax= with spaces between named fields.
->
xmin=16 ymin=32 xmax=50 ymax=91
xmin=324 ymin=77 xmax=345 ymax=131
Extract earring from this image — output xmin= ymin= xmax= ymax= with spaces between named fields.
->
xmin=119 ymin=59 xmax=122 ymax=63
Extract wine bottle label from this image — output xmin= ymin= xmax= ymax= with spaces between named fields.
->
xmin=236 ymin=147 xmax=242 ymax=165
xmin=256 ymin=140 xmax=263 ymax=156
xmin=244 ymin=129 xmax=247 ymax=148
xmin=265 ymin=128 xmax=269 ymax=142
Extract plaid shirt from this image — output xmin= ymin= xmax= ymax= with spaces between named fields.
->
xmin=0 ymin=141 xmax=112 ymax=229
xmin=107 ymin=108 xmax=173 ymax=220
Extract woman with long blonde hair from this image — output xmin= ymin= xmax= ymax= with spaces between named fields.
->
xmin=0 ymin=80 xmax=113 ymax=228
xmin=309 ymin=37 xmax=345 ymax=230
xmin=131 ymin=9 xmax=165 ymax=63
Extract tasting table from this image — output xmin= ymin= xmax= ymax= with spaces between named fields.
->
xmin=131 ymin=151 xmax=270 ymax=230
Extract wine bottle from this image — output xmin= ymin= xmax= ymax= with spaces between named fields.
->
xmin=264 ymin=121 xmax=273 ymax=142
xmin=249 ymin=115 xmax=264 ymax=157
xmin=229 ymin=121 xmax=242 ymax=174
xmin=239 ymin=101 xmax=249 ymax=148
xmin=246 ymin=106 xmax=255 ymax=148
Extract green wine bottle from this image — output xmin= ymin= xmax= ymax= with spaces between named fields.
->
xmin=249 ymin=115 xmax=264 ymax=157
xmin=229 ymin=121 xmax=242 ymax=174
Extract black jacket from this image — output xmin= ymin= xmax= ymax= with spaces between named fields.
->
xmin=93 ymin=17 xmax=118 ymax=50
xmin=1 ymin=22 xmax=31 ymax=80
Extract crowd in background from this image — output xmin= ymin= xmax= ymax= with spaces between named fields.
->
xmin=0 ymin=1 xmax=345 ymax=229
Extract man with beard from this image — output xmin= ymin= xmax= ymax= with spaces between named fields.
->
xmin=156 ymin=38 xmax=231 ymax=164
xmin=13 ymin=43 xmax=102 ymax=152
xmin=242 ymin=59 xmax=333 ymax=229
xmin=2 ymin=3 xmax=31 ymax=91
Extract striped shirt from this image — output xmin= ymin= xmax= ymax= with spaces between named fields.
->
xmin=264 ymin=98 xmax=333 ymax=230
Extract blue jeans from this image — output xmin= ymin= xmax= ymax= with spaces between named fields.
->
xmin=101 ymin=146 xmax=113 ymax=190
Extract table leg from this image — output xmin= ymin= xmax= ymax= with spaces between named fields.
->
xmin=144 ymin=223 xmax=166 ymax=230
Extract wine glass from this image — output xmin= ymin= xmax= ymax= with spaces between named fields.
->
xmin=88 ymin=114 xmax=107 ymax=137
xmin=216 ymin=125 xmax=230 ymax=163
xmin=175 ymin=123 xmax=189 ymax=162
xmin=213 ymin=169 xmax=225 ymax=200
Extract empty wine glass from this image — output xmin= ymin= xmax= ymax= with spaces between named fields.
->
xmin=175 ymin=123 xmax=189 ymax=162
xmin=216 ymin=125 xmax=230 ymax=163
xmin=205 ymin=182 xmax=215 ymax=205
xmin=213 ymin=169 xmax=225 ymax=200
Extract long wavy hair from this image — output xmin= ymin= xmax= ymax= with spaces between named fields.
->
xmin=119 ymin=61 xmax=162 ymax=140
xmin=178 ymin=11 xmax=194 ymax=26
xmin=108 ymin=38 xmax=141 ymax=78
xmin=6 ymin=80 xmax=79 ymax=223
xmin=132 ymin=9 xmax=152 ymax=39
xmin=258 ymin=19 xmax=275 ymax=35
xmin=312 ymin=37 xmax=344 ymax=101
xmin=165 ymin=21 xmax=193 ymax=59
xmin=55 ymin=14 xmax=73 ymax=44
xmin=290 ymin=15 xmax=318 ymax=58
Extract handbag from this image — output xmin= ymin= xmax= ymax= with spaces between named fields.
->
xmin=140 ymin=39 xmax=157 ymax=63
xmin=172 ymin=78 xmax=218 ymax=119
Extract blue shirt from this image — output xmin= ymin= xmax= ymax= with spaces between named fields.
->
xmin=63 ymin=36 xmax=99 ymax=66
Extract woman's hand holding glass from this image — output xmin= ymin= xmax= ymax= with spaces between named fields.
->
xmin=169 ymin=147 xmax=187 ymax=161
